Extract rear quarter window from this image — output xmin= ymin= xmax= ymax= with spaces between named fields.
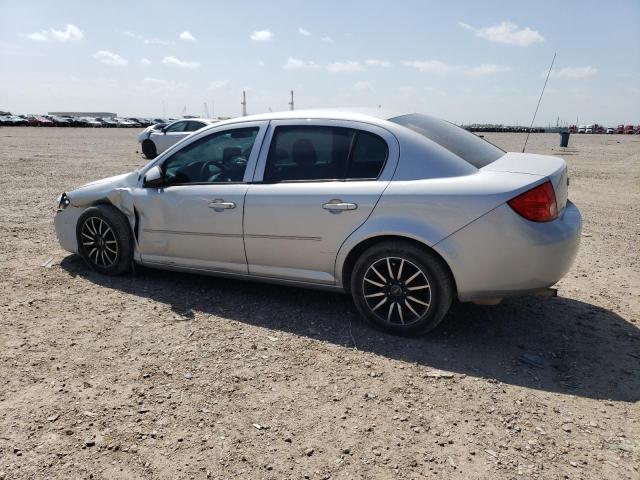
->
xmin=389 ymin=113 xmax=504 ymax=168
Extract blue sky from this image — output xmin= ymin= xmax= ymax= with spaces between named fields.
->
xmin=1 ymin=0 xmax=639 ymax=125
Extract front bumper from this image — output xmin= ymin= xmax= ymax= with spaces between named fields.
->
xmin=54 ymin=206 xmax=83 ymax=254
xmin=434 ymin=201 xmax=582 ymax=301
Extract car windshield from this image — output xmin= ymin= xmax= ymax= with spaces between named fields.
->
xmin=389 ymin=113 xmax=505 ymax=168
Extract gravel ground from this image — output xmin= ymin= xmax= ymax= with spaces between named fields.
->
xmin=0 ymin=128 xmax=638 ymax=479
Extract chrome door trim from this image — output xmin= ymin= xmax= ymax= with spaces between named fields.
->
xmin=142 ymin=228 xmax=242 ymax=238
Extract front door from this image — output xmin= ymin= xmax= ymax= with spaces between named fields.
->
xmin=244 ymin=120 xmax=399 ymax=284
xmin=134 ymin=121 xmax=267 ymax=274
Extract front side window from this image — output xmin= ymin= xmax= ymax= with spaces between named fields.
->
xmin=162 ymin=127 xmax=259 ymax=185
xmin=263 ymin=126 xmax=387 ymax=182
xmin=165 ymin=121 xmax=187 ymax=133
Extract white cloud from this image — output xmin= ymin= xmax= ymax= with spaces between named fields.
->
xmin=321 ymin=36 xmax=334 ymax=43
xmin=353 ymin=81 xmax=374 ymax=92
xmin=162 ymin=56 xmax=201 ymax=69
xmin=401 ymin=60 xmax=459 ymax=75
xmin=93 ymin=50 xmax=128 ymax=66
xmin=250 ymin=30 xmax=274 ymax=42
xmin=327 ymin=60 xmax=364 ymax=73
xmin=465 ymin=63 xmax=513 ymax=76
xmin=282 ymin=57 xmax=319 ymax=70
xmin=140 ymin=58 xmax=151 ymax=66
xmin=298 ymin=27 xmax=311 ymax=36
xmin=548 ymin=66 xmax=597 ymax=78
xmin=124 ymin=31 xmax=143 ymax=40
xmin=27 ymin=24 xmax=83 ymax=43
xmin=459 ymin=21 xmax=544 ymax=46
xmin=179 ymin=31 xmax=196 ymax=42
xmin=27 ymin=32 xmax=48 ymax=42
xmin=365 ymin=59 xmax=392 ymax=68
xmin=208 ymin=79 xmax=230 ymax=90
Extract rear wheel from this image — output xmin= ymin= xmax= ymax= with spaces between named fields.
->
xmin=350 ymin=241 xmax=454 ymax=336
xmin=142 ymin=139 xmax=157 ymax=159
xmin=76 ymin=205 xmax=133 ymax=275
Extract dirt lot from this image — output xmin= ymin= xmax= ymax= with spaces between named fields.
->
xmin=0 ymin=127 xmax=638 ymax=479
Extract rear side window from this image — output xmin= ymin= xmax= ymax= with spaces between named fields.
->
xmin=346 ymin=132 xmax=388 ymax=179
xmin=165 ymin=121 xmax=187 ymax=133
xmin=389 ymin=113 xmax=504 ymax=168
xmin=186 ymin=121 xmax=206 ymax=132
xmin=263 ymin=126 xmax=388 ymax=182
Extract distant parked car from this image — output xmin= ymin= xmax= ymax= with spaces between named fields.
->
xmin=46 ymin=115 xmax=72 ymax=127
xmin=585 ymin=125 xmax=593 ymax=134
xmin=6 ymin=115 xmax=29 ymax=126
xmin=616 ymin=124 xmax=625 ymax=134
xmin=127 ymin=117 xmax=149 ymax=127
xmin=568 ymin=125 xmax=577 ymax=133
xmin=577 ymin=125 xmax=586 ymax=133
xmin=114 ymin=118 xmax=137 ymax=128
xmin=138 ymin=118 xmax=216 ymax=158
xmin=595 ymin=125 xmax=604 ymax=134
xmin=26 ymin=115 xmax=54 ymax=126
xmin=82 ymin=117 xmax=103 ymax=128
xmin=95 ymin=117 xmax=118 ymax=128
xmin=606 ymin=127 xmax=614 ymax=134
xmin=624 ymin=125 xmax=635 ymax=134
xmin=636 ymin=125 xmax=640 ymax=134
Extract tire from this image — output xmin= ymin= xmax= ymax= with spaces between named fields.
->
xmin=350 ymin=240 xmax=454 ymax=336
xmin=76 ymin=204 xmax=133 ymax=275
xmin=141 ymin=139 xmax=157 ymax=159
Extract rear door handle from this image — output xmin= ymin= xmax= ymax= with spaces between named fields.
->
xmin=322 ymin=201 xmax=357 ymax=211
xmin=208 ymin=199 xmax=236 ymax=210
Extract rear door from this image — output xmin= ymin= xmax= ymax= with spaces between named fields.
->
xmin=243 ymin=120 xmax=399 ymax=284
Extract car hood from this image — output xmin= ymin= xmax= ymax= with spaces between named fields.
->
xmin=67 ymin=171 xmax=139 ymax=207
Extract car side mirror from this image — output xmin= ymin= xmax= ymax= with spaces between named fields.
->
xmin=143 ymin=165 xmax=164 ymax=187
xmin=162 ymin=126 xmax=168 ymax=134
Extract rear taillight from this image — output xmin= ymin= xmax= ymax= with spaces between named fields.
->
xmin=508 ymin=180 xmax=558 ymax=222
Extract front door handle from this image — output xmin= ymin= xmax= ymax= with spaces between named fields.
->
xmin=322 ymin=200 xmax=358 ymax=211
xmin=208 ymin=199 xmax=236 ymax=210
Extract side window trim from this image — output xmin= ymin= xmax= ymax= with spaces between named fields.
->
xmin=150 ymin=121 xmax=269 ymax=186
xmin=259 ymin=126 xmax=388 ymax=184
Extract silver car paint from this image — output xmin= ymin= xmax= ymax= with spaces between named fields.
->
xmin=243 ymin=119 xmax=399 ymax=284
xmin=55 ymin=109 xmax=582 ymax=302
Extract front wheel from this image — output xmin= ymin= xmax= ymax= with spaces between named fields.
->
xmin=141 ymin=139 xmax=157 ymax=159
xmin=76 ymin=205 xmax=133 ymax=275
xmin=350 ymin=241 xmax=454 ymax=336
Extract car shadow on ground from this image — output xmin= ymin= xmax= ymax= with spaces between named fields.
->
xmin=61 ymin=255 xmax=640 ymax=403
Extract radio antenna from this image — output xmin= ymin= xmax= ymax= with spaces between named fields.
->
xmin=522 ymin=52 xmax=556 ymax=153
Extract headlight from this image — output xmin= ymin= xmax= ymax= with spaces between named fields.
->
xmin=57 ymin=192 xmax=70 ymax=211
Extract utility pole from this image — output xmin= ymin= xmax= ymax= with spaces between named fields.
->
xmin=288 ymin=90 xmax=294 ymax=111
xmin=203 ymin=102 xmax=209 ymax=118
xmin=241 ymin=90 xmax=247 ymax=117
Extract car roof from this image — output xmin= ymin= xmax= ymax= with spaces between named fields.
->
xmin=207 ymin=108 xmax=407 ymax=129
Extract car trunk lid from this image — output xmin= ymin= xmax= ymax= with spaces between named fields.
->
xmin=481 ymin=152 xmax=569 ymax=211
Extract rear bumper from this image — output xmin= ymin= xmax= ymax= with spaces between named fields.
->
xmin=434 ymin=201 xmax=581 ymax=301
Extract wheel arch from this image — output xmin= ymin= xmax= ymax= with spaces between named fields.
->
xmin=338 ymin=234 xmax=458 ymax=296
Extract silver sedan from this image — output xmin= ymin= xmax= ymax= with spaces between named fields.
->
xmin=54 ymin=109 xmax=581 ymax=335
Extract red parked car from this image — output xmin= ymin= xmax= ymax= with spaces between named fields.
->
xmin=624 ymin=125 xmax=635 ymax=134
xmin=568 ymin=125 xmax=577 ymax=133
xmin=27 ymin=115 xmax=54 ymax=127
